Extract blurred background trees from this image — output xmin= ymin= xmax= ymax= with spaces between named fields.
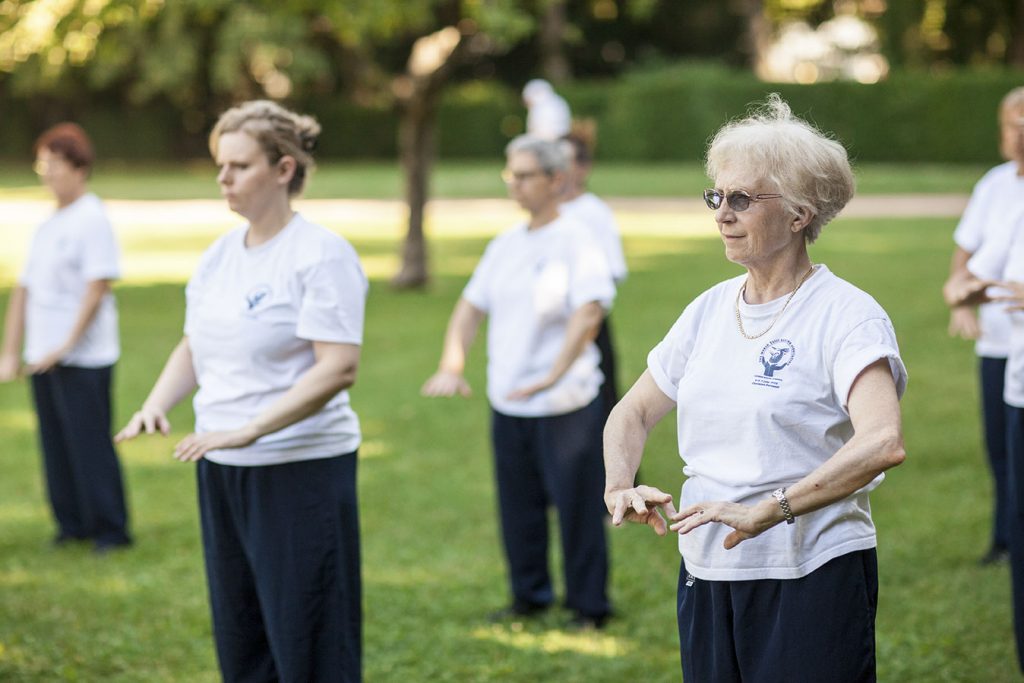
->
xmin=1 ymin=0 xmax=1021 ymax=285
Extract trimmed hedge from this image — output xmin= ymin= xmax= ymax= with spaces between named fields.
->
xmin=2 ymin=63 xmax=1021 ymax=163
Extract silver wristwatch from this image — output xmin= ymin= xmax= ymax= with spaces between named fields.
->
xmin=772 ymin=487 xmax=795 ymax=525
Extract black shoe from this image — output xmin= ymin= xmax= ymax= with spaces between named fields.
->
xmin=979 ymin=547 xmax=1010 ymax=566
xmin=487 ymin=602 xmax=548 ymax=623
xmin=567 ymin=612 xmax=610 ymax=631
xmin=94 ymin=539 xmax=133 ymax=555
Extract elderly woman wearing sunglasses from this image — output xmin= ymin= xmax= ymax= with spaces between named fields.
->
xmin=603 ymin=95 xmax=907 ymax=681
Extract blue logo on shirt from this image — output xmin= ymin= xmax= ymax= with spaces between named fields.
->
xmin=753 ymin=339 xmax=795 ymax=389
xmin=245 ymin=285 xmax=272 ymax=311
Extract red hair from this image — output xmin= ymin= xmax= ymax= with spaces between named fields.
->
xmin=34 ymin=123 xmax=95 ymax=171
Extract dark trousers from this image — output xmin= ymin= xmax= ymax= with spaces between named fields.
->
xmin=30 ymin=365 xmax=130 ymax=546
xmin=677 ymin=549 xmax=878 ymax=683
xmin=490 ymin=397 xmax=610 ymax=618
xmin=1006 ymin=407 xmax=1024 ymax=672
xmin=197 ymin=453 xmax=362 ymax=683
xmin=980 ymin=357 xmax=1010 ymax=551
xmin=595 ymin=316 xmax=619 ymax=420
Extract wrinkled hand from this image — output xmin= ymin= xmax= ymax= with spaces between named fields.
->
xmin=669 ymin=500 xmax=772 ymax=550
xmin=943 ymin=275 xmax=995 ymax=308
xmin=26 ymin=346 xmax=68 ymax=375
xmin=0 ymin=353 xmax=20 ymax=383
xmin=606 ymin=485 xmax=678 ymax=536
xmin=421 ymin=371 xmax=472 ymax=398
xmin=114 ymin=407 xmax=171 ymax=443
xmin=506 ymin=376 xmax=554 ymax=401
xmin=172 ymin=427 xmax=258 ymax=462
xmin=994 ymin=281 xmax=1024 ymax=312
xmin=948 ymin=306 xmax=981 ymax=340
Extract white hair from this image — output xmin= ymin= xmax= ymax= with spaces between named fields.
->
xmin=705 ymin=94 xmax=854 ymax=243
xmin=522 ymin=79 xmax=554 ymax=103
xmin=505 ymin=134 xmax=569 ymax=174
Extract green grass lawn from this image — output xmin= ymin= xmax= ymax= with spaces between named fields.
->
xmin=0 ymin=160 xmax=991 ymax=200
xmin=0 ymin=211 xmax=1014 ymax=681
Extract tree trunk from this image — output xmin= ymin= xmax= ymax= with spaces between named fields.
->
xmin=390 ymin=27 xmax=464 ymax=290
xmin=539 ymin=0 xmax=571 ymax=84
xmin=392 ymin=98 xmax=435 ymax=289
xmin=736 ymin=0 xmax=772 ymax=77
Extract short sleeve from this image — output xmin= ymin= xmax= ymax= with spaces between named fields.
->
xmin=462 ymin=238 xmax=500 ymax=312
xmin=646 ymin=300 xmax=704 ymax=402
xmin=568 ymin=234 xmax=616 ymax=312
xmin=296 ymin=253 xmax=368 ymax=345
xmin=832 ymin=317 xmax=907 ymax=412
xmin=953 ymin=177 xmax=992 ymax=253
xmin=81 ymin=208 xmax=121 ymax=281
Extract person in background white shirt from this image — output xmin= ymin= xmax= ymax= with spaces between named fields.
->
xmin=115 ymin=101 xmax=367 ymax=683
xmin=942 ymin=86 xmax=1024 ymax=567
xmin=0 ymin=123 xmax=131 ymax=553
xmin=522 ymin=79 xmax=571 ymax=141
xmin=422 ymin=135 xmax=615 ymax=629
xmin=560 ymin=131 xmax=627 ymax=420
xmin=603 ymin=95 xmax=907 ymax=681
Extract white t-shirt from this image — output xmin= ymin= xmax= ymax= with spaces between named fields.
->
xmin=184 ymin=214 xmax=367 ymax=466
xmin=954 ymin=162 xmax=1024 ymax=358
xmin=561 ymin=193 xmax=628 ymax=283
xmin=647 ymin=265 xmax=907 ymax=581
xmin=462 ymin=214 xmax=615 ymax=417
xmin=526 ymin=93 xmax=571 ymax=141
xmin=966 ymin=213 xmax=1024 ymax=407
xmin=19 ymin=193 xmax=120 ymax=367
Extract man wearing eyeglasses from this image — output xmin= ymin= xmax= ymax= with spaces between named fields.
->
xmin=423 ymin=135 xmax=615 ymax=630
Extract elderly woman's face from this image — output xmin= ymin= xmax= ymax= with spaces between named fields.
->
xmin=503 ymin=150 xmax=561 ymax=214
xmin=712 ymin=168 xmax=800 ymax=269
xmin=1000 ymin=106 xmax=1024 ymax=163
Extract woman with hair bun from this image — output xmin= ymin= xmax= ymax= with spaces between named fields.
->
xmin=116 ymin=100 xmax=367 ymax=682
xmin=0 ymin=122 xmax=132 ymax=553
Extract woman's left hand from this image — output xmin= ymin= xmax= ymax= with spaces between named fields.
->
xmin=669 ymin=501 xmax=773 ymax=550
xmin=173 ymin=427 xmax=259 ymax=462
xmin=507 ymin=376 xmax=554 ymax=401
xmin=27 ymin=347 xmax=68 ymax=374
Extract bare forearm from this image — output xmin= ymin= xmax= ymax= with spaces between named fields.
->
xmin=546 ymin=302 xmax=604 ymax=384
xmin=245 ymin=355 xmax=357 ymax=440
xmin=948 ymin=246 xmax=971 ymax=279
xmin=756 ymin=428 xmax=906 ymax=528
xmin=1 ymin=287 xmax=26 ymax=356
xmin=603 ymin=402 xmax=650 ymax=492
xmin=143 ymin=339 xmax=198 ymax=413
xmin=437 ymin=299 xmax=483 ymax=373
xmin=59 ymin=280 xmax=110 ymax=352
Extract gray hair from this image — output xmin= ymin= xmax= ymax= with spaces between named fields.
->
xmin=705 ymin=94 xmax=854 ymax=243
xmin=209 ymin=100 xmax=321 ymax=196
xmin=1002 ymin=86 xmax=1024 ymax=116
xmin=505 ymin=134 xmax=569 ymax=175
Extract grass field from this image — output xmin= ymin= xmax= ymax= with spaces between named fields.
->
xmin=0 ymin=160 xmax=992 ymax=201
xmin=0 ymin=199 xmax=1014 ymax=681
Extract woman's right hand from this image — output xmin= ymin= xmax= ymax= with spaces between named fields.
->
xmin=947 ymin=306 xmax=981 ymax=340
xmin=114 ymin=406 xmax=171 ymax=443
xmin=605 ymin=485 xmax=677 ymax=536
xmin=421 ymin=370 xmax=472 ymax=398
xmin=0 ymin=352 xmax=20 ymax=383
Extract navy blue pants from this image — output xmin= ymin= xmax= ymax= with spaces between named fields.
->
xmin=595 ymin=316 xmax=619 ymax=421
xmin=980 ymin=357 xmax=1010 ymax=551
xmin=491 ymin=397 xmax=610 ymax=619
xmin=677 ymin=549 xmax=878 ymax=683
xmin=1006 ymin=407 xmax=1024 ymax=672
xmin=197 ymin=453 xmax=361 ymax=683
xmin=30 ymin=365 xmax=131 ymax=547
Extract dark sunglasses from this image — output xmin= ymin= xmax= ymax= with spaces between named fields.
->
xmin=703 ymin=189 xmax=783 ymax=212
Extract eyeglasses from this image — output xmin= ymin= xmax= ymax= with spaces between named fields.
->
xmin=501 ymin=169 xmax=546 ymax=184
xmin=703 ymin=189 xmax=783 ymax=212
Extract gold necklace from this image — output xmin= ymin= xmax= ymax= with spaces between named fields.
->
xmin=734 ymin=264 xmax=816 ymax=340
